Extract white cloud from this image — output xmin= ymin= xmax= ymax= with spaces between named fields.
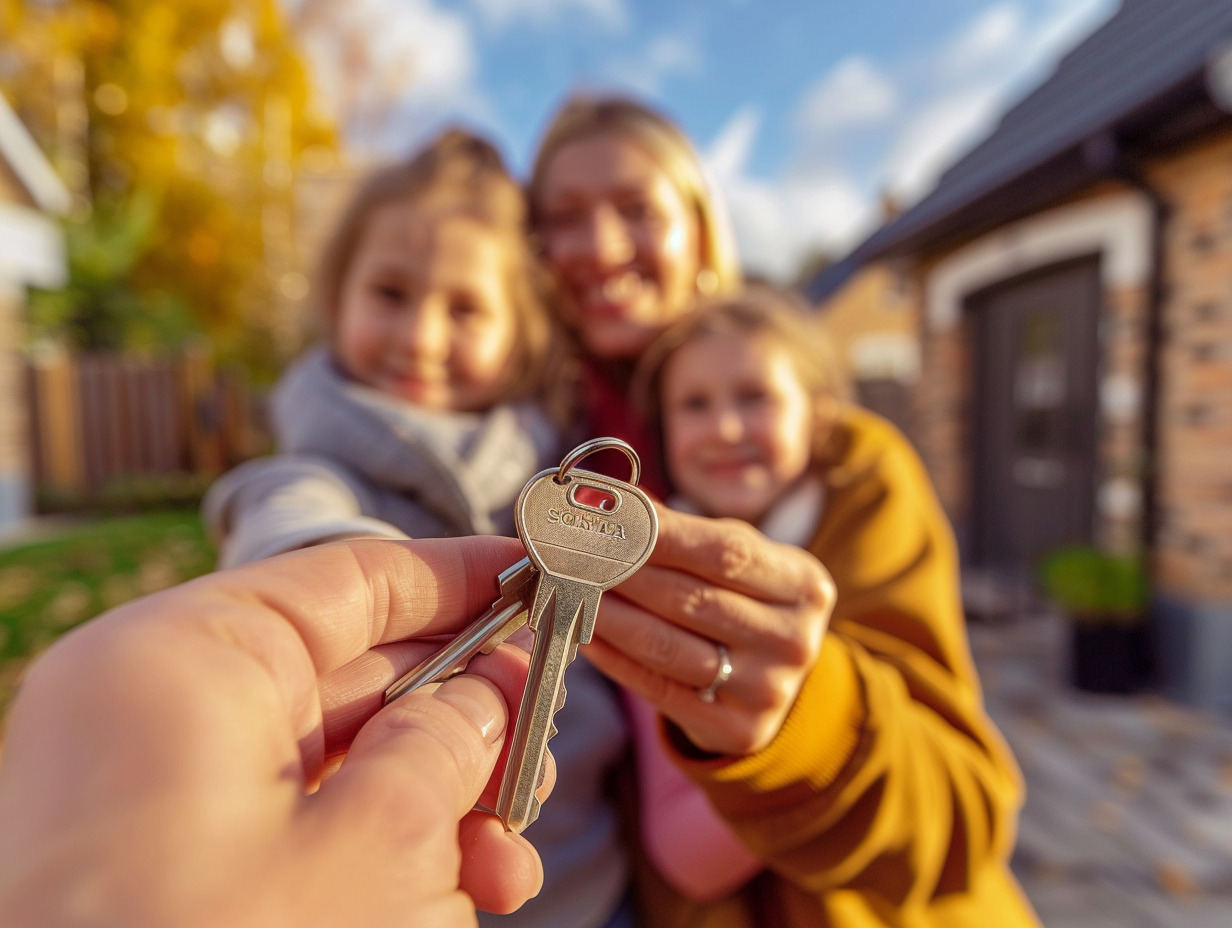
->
xmin=290 ymin=0 xmax=488 ymax=154
xmin=882 ymin=85 xmax=1006 ymax=202
xmin=468 ymin=0 xmax=626 ymax=31
xmin=1028 ymin=0 xmax=1118 ymax=66
xmin=704 ymin=109 xmax=873 ymax=282
xmin=794 ymin=57 xmax=897 ymax=137
xmin=939 ymin=3 xmax=1025 ymax=79
xmin=604 ymin=34 xmax=702 ymax=96
xmin=706 ymin=106 xmax=760 ymax=180
xmin=720 ymin=0 xmax=1118 ymax=278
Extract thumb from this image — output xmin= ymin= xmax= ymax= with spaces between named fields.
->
xmin=311 ymin=674 xmax=508 ymax=873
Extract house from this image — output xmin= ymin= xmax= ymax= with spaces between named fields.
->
xmin=0 ymin=92 xmax=70 ymax=530
xmin=806 ymin=0 xmax=1232 ymax=708
xmin=812 ymin=261 xmax=919 ymax=435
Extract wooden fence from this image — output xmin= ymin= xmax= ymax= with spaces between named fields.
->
xmin=25 ymin=347 xmax=267 ymax=505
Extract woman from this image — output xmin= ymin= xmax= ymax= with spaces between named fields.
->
xmin=528 ymin=94 xmax=1040 ymax=928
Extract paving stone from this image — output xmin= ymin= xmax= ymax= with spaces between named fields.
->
xmin=970 ymin=609 xmax=1232 ymax=924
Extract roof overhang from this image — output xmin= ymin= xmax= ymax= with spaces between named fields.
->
xmin=867 ymin=75 xmax=1222 ymax=263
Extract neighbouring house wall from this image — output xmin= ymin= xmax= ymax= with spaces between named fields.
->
xmin=914 ymin=186 xmax=1154 ymax=559
xmin=1148 ymin=126 xmax=1232 ymax=601
xmin=0 ymin=284 xmax=29 ymax=524
xmin=815 ymin=263 xmax=919 ymax=382
xmin=814 ymin=263 xmax=923 ymax=439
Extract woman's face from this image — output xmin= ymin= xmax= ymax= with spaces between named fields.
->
xmin=661 ymin=331 xmax=816 ymax=526
xmin=335 ymin=205 xmax=518 ymax=412
xmin=536 ymin=133 xmax=702 ymax=361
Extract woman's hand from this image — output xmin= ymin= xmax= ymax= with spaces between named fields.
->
xmin=584 ymin=506 xmax=835 ymax=755
xmin=0 ymin=537 xmax=550 ymax=927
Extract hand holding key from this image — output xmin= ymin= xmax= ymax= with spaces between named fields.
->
xmin=583 ymin=507 xmax=837 ymax=757
xmin=0 ymin=537 xmax=547 ymax=925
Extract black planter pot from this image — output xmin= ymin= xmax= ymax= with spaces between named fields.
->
xmin=1069 ymin=620 xmax=1150 ymax=694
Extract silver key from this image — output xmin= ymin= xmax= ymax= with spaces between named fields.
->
xmin=384 ymin=556 xmax=538 ymax=703
xmin=497 ymin=438 xmax=658 ymax=833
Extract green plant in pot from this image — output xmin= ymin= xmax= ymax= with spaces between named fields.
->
xmin=1038 ymin=545 xmax=1150 ymax=694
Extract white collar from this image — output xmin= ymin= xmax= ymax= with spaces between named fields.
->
xmin=758 ymin=476 xmax=825 ymax=546
xmin=668 ymin=475 xmax=825 ymax=547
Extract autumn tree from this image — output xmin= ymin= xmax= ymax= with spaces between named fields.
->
xmin=0 ymin=0 xmax=338 ymax=365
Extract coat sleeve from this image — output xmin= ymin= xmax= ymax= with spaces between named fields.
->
xmin=670 ymin=413 xmax=1024 ymax=909
xmin=202 ymin=455 xmax=408 ymax=568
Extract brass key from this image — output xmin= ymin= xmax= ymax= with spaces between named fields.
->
xmin=497 ymin=438 xmax=658 ymax=833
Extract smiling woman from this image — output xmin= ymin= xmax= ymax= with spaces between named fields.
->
xmin=530 ymin=95 xmax=741 ymax=367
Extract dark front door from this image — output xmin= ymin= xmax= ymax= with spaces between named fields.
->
xmin=969 ymin=258 xmax=1100 ymax=576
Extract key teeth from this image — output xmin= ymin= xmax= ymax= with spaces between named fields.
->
xmin=546 ymin=682 xmax=567 ymax=742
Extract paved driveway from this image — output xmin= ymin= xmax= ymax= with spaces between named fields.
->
xmin=972 ymin=610 xmax=1232 ymax=927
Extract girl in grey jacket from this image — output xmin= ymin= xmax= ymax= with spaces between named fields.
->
xmin=204 ymin=129 xmax=636 ymax=928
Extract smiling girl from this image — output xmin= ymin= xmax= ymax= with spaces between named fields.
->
xmin=624 ymin=285 xmax=1037 ymax=928
xmin=205 ymin=129 xmax=565 ymax=565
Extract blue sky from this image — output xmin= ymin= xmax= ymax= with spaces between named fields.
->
xmin=288 ymin=0 xmax=1119 ymax=279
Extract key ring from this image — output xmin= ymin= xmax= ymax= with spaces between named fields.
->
xmin=555 ymin=437 xmax=641 ymax=486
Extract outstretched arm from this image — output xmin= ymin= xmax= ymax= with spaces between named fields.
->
xmin=0 ymin=537 xmax=551 ymax=926
xmin=203 ymin=456 xmax=409 ymax=567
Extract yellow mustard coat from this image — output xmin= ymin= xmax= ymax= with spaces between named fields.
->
xmin=643 ymin=409 xmax=1041 ymax=928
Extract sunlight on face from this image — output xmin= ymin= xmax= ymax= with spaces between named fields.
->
xmin=536 ymin=134 xmax=701 ymax=361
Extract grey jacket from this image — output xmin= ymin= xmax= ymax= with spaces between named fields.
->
xmin=204 ymin=348 xmax=561 ymax=566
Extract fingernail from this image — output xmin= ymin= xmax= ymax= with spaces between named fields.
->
xmin=433 ymin=678 xmax=507 ymax=744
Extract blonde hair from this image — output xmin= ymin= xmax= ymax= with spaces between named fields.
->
xmin=633 ymin=285 xmax=851 ymax=479
xmin=528 ymin=94 xmax=742 ymax=296
xmin=316 ymin=128 xmax=563 ymax=409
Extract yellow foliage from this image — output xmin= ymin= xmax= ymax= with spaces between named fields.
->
xmin=0 ymin=0 xmax=339 ymax=367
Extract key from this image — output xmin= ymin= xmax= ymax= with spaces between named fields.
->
xmin=384 ymin=555 xmax=538 ymax=703
xmin=497 ymin=438 xmax=658 ymax=833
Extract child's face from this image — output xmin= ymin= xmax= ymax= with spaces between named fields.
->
xmin=661 ymin=331 xmax=815 ymax=526
xmin=335 ymin=204 xmax=518 ymax=412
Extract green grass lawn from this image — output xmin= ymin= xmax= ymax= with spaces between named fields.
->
xmin=0 ymin=509 xmax=217 ymax=714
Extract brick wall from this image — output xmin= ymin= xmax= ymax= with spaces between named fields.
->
xmin=915 ymin=299 xmax=971 ymax=527
xmin=1149 ymin=127 xmax=1232 ymax=600
xmin=1096 ymin=282 xmax=1151 ymax=555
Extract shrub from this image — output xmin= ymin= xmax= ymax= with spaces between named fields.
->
xmin=1038 ymin=545 xmax=1147 ymax=625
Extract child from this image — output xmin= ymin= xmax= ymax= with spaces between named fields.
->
xmin=205 ymin=129 xmax=566 ymax=567
xmin=620 ymin=286 xmax=848 ymax=904
xmin=629 ymin=286 xmax=1031 ymax=925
